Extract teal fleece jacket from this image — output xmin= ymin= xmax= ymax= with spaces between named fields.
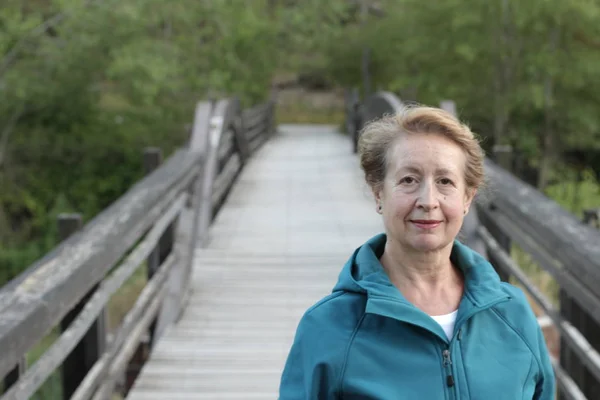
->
xmin=279 ymin=234 xmax=555 ymax=399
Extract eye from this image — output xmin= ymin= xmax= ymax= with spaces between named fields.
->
xmin=439 ymin=178 xmax=454 ymax=186
xmin=399 ymin=176 xmax=417 ymax=184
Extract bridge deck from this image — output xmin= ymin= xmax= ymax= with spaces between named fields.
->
xmin=126 ymin=125 xmax=382 ymax=399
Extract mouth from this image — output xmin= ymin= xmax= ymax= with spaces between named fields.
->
xmin=410 ymin=219 xmax=442 ymax=229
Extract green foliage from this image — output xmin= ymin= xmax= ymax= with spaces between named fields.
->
xmin=545 ymin=168 xmax=600 ymax=216
xmin=2 ymin=0 xmax=599 ymax=290
xmin=0 ymin=0 xmax=280 ymax=286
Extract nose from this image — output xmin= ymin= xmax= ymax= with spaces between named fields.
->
xmin=416 ymin=180 xmax=439 ymax=211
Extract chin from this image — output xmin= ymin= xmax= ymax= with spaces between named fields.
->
xmin=408 ymin=236 xmax=451 ymax=253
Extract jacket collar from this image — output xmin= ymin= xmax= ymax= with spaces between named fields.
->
xmin=335 ymin=233 xmax=509 ymax=341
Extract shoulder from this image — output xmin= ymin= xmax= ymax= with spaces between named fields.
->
xmin=296 ymin=291 xmax=367 ymax=342
xmin=492 ymin=283 xmax=548 ymax=363
xmin=279 ymin=291 xmax=367 ymax=394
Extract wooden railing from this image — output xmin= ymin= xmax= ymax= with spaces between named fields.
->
xmin=0 ymin=94 xmax=276 ymax=400
xmin=346 ymin=89 xmax=600 ymax=400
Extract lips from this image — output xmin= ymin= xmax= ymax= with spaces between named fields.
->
xmin=410 ymin=219 xmax=442 ymax=229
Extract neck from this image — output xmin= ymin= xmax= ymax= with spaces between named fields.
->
xmin=380 ymin=239 xmax=463 ymax=315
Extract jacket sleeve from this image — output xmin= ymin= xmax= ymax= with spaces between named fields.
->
xmin=533 ymin=322 xmax=556 ymax=400
xmin=278 ymin=309 xmax=343 ymax=400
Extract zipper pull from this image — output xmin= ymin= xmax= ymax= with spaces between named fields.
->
xmin=442 ymin=349 xmax=455 ymax=387
xmin=442 ymin=349 xmax=452 ymax=366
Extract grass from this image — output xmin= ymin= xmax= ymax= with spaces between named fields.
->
xmin=275 ymin=103 xmax=346 ymax=126
xmin=509 ymin=245 xmax=560 ymax=314
xmin=107 ymin=264 xmax=148 ymax=332
xmin=544 ymin=168 xmax=600 ymax=219
xmin=274 ymin=87 xmax=346 ymax=126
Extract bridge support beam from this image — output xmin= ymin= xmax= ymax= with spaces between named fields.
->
xmin=59 ymin=213 xmax=107 ymax=399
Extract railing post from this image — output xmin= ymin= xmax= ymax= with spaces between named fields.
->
xmin=123 ymin=147 xmax=172 ymax=394
xmin=59 ymin=213 xmax=107 ymax=399
xmin=142 ymin=147 xmax=168 ymax=348
xmin=492 ymin=144 xmax=513 ymax=172
xmin=491 ymin=146 xmax=512 ymax=282
xmin=2 ymin=359 xmax=25 ymax=394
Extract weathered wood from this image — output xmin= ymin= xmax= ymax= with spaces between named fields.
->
xmin=479 ymin=226 xmax=600 ymax=386
xmin=242 ymin=103 xmax=269 ymax=127
xmin=481 ymin=206 xmax=600 ymax=325
xmin=189 ymin=102 xmax=213 ymax=153
xmin=345 ymin=88 xmax=362 ymax=153
xmin=197 ymin=99 xmax=229 ymax=246
xmin=245 ymin=122 xmax=266 ymax=143
xmin=551 ymin=356 xmax=588 ymax=400
xmin=211 ymin=154 xmax=241 ymax=211
xmin=126 ymin=125 xmax=383 ymax=399
xmin=362 ymin=91 xmax=404 ymax=125
xmin=217 ymin=130 xmax=236 ymax=168
xmin=0 ymin=194 xmax=187 ymax=400
xmin=492 ymin=144 xmax=513 ymax=172
xmin=483 ymin=157 xmax=600 ymax=293
xmin=248 ymin=134 xmax=267 ymax=155
xmin=92 ymin=287 xmax=167 ymax=400
xmin=58 ymin=214 xmax=107 ymax=400
xmin=70 ymin=253 xmax=177 ymax=400
xmin=226 ymin=98 xmax=249 ymax=163
xmin=2 ymin=360 xmax=24 ymax=394
xmin=152 ymin=101 xmax=213 ymax=342
xmin=142 ymin=147 xmax=165 ymax=349
xmin=0 ymin=150 xmax=199 ymax=380
xmin=476 ymin=205 xmax=511 ymax=282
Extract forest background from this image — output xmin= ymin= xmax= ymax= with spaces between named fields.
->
xmin=1 ymin=0 xmax=599 ymax=287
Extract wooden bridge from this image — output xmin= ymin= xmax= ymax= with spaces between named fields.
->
xmin=1 ymin=90 xmax=599 ymax=400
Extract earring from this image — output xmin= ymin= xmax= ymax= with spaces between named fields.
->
xmin=378 ymin=205 xmax=382 ymax=212
xmin=464 ymin=209 xmax=468 ymax=215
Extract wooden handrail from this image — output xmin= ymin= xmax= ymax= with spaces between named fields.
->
xmin=0 ymin=93 xmax=277 ymax=400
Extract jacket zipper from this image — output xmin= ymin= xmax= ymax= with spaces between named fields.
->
xmin=442 ymin=348 xmax=455 ymax=399
xmin=440 ymin=297 xmax=509 ymax=400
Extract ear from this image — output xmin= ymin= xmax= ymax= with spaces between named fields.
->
xmin=464 ymin=188 xmax=477 ymax=214
xmin=373 ymin=186 xmax=383 ymax=213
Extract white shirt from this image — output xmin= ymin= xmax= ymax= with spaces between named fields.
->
xmin=430 ymin=309 xmax=458 ymax=340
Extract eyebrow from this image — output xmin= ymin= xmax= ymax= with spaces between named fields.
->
xmin=395 ymin=166 xmax=458 ymax=176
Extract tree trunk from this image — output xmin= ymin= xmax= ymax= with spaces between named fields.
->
xmin=537 ymin=26 xmax=560 ymax=190
xmin=492 ymin=0 xmax=513 ymax=148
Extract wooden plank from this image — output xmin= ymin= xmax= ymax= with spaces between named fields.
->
xmin=211 ymin=154 xmax=241 ymax=212
xmin=70 ymin=254 xmax=177 ymax=400
xmin=0 ymin=149 xmax=201 ymax=380
xmin=189 ymin=102 xmax=213 ymax=153
xmin=245 ymin=122 xmax=266 ymax=142
xmin=91 ymin=287 xmax=167 ymax=400
xmin=197 ymin=99 xmax=229 ymax=245
xmin=248 ymin=134 xmax=267 ymax=154
xmin=551 ymin=356 xmax=588 ymax=400
xmin=0 ymin=195 xmax=187 ymax=400
xmin=481 ymin=206 xmax=600 ymax=326
xmin=484 ymin=158 xmax=600 ymax=293
xmin=127 ymin=124 xmax=384 ymax=399
xmin=217 ymin=129 xmax=236 ymax=168
xmin=58 ymin=214 xmax=107 ymax=400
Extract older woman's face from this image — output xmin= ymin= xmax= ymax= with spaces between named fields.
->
xmin=375 ymin=133 xmax=475 ymax=253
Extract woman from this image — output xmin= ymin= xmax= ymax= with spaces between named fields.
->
xmin=278 ymin=106 xmax=555 ymax=399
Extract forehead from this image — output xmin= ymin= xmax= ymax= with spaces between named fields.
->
xmin=387 ymin=133 xmax=466 ymax=174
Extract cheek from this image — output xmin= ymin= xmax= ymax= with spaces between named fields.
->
xmin=387 ymin=192 xmax=415 ymax=213
xmin=442 ymin=196 xmax=466 ymax=219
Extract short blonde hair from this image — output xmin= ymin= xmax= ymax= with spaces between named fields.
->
xmin=358 ymin=105 xmax=485 ymax=193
